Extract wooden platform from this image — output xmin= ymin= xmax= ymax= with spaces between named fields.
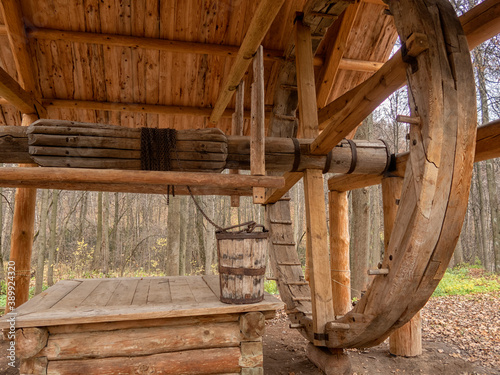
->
xmin=1 ymin=276 xmax=283 ymax=375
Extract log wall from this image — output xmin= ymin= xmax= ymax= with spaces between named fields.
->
xmin=17 ymin=312 xmax=266 ymax=375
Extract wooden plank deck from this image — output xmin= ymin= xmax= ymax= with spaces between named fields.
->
xmin=0 ymin=276 xmax=283 ymax=329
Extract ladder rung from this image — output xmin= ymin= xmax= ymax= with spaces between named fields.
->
xmin=273 ymin=242 xmax=296 ymax=246
xmin=274 ymin=113 xmax=296 ymax=121
xmin=266 ymin=277 xmax=278 ymax=281
xmin=280 ymin=84 xmax=297 ymax=91
xmin=292 ymin=297 xmax=312 ymax=301
xmin=278 ymin=262 xmax=302 ymax=266
xmin=278 ymin=197 xmax=291 ymax=201
xmin=270 ymin=220 xmax=293 ymax=225
xmin=286 ymin=282 xmax=309 ymax=286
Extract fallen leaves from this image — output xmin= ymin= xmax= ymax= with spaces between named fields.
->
xmin=421 ymin=291 xmax=500 ymax=370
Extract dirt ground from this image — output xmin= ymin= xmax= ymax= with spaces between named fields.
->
xmin=263 ymin=314 xmax=499 ymax=375
xmin=1 ymin=292 xmax=498 ymax=375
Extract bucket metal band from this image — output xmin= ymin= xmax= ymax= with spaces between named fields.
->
xmin=219 ymin=265 xmax=266 ymax=276
xmin=220 ymin=295 xmax=264 ymax=305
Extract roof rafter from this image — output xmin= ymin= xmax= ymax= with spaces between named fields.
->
xmin=208 ymin=0 xmax=287 ymax=124
xmin=316 ymin=2 xmax=361 ymax=108
xmin=0 ymin=66 xmax=44 ymax=114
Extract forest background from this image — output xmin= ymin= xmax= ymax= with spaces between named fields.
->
xmin=0 ymin=0 xmax=498 ymax=299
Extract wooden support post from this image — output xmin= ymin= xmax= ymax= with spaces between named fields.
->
xmin=251 ymin=46 xmax=266 ymax=204
xmin=1 ymin=0 xmax=43 ymax=312
xmin=328 ymin=191 xmax=351 ymax=316
xmin=230 ymin=81 xmax=245 ymax=208
xmin=304 ymin=169 xmax=335 ymax=346
xmin=382 ymin=176 xmax=422 ymax=357
xmin=7 ymin=115 xmax=38 ymax=313
xmin=295 ymin=17 xmax=334 ymax=345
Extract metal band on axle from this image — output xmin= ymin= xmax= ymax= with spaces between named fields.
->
xmin=346 ymin=139 xmax=357 ymax=174
xmin=290 ymin=137 xmax=301 ymax=172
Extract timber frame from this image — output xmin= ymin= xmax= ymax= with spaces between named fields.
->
xmin=0 ymin=0 xmax=499 ymax=373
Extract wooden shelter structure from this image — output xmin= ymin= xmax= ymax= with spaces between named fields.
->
xmin=0 ymin=0 xmax=499 ymax=373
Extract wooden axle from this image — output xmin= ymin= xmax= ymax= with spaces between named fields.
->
xmin=0 ymin=120 xmax=391 ymax=176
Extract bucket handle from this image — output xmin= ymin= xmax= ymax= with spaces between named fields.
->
xmin=216 ymin=221 xmax=266 ymax=234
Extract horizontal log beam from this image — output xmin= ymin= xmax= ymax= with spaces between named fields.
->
xmin=311 ymin=1 xmax=500 ymax=156
xmin=338 ymin=58 xmax=384 ymax=72
xmin=0 ymin=167 xmax=281 ymax=194
xmin=0 ymin=66 xmax=45 ymax=114
xmin=42 ymin=99 xmax=272 ymax=120
xmin=328 ymin=120 xmax=500 ymax=191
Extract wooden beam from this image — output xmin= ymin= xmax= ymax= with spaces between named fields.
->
xmin=0 ymin=66 xmax=44 ymax=114
xmin=310 ymin=1 xmax=500 ymax=156
xmin=461 ymin=0 xmax=500 ymax=50
xmin=316 ymin=2 xmax=360 ymax=108
xmin=0 ymin=0 xmax=44 ymax=313
xmin=296 ymin=18 xmax=320 ymax=139
xmin=209 ymin=0 xmax=286 ymax=124
xmin=338 ymin=58 xmax=384 ymax=72
xmin=6 ymin=115 xmax=38 ymax=313
xmin=0 ymin=0 xmax=39 ymax=96
xmin=475 ymin=119 xmax=500 ymax=162
xmin=0 ymin=168 xmax=284 ymax=190
xmin=296 ymin=18 xmax=334 ymax=345
xmin=328 ymin=119 xmax=500 ymax=192
xmin=383 ymin=176 xmax=423 ymax=357
xmin=264 ymin=172 xmax=303 ymax=204
xmin=251 ymin=46 xmax=266 ymax=204
xmin=328 ymin=190 xmax=351 ymax=316
xmin=42 ymin=99 xmax=272 ymax=120
xmin=230 ymin=81 xmax=245 ymax=208
xmin=28 ymin=28 xmax=290 ymax=65
xmin=304 ymin=168 xmax=335 ymax=346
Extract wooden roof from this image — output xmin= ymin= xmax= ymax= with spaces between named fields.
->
xmin=0 ymin=0 xmax=397 ymax=135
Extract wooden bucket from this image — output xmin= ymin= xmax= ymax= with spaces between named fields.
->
xmin=216 ymin=222 xmax=268 ymax=304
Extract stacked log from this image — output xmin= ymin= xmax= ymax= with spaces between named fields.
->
xmin=27 ymin=120 xmax=228 ymax=172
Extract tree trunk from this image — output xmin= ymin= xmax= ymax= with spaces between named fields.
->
xmin=102 ymin=192 xmax=110 ymax=274
xmin=179 ymin=196 xmax=188 ymax=276
xmin=47 ymin=190 xmax=59 ymax=286
xmin=110 ymin=192 xmax=120 ymax=268
xmin=204 ymin=196 xmax=216 ymax=275
xmin=166 ymin=196 xmax=180 ymax=276
xmin=93 ymin=192 xmax=103 ymax=271
xmin=350 ymin=124 xmax=371 ymax=299
xmin=486 ymin=160 xmax=500 ymax=273
xmin=474 ymin=163 xmax=490 ymax=269
xmin=78 ymin=191 xmax=88 ymax=241
xmin=35 ymin=190 xmax=49 ymax=295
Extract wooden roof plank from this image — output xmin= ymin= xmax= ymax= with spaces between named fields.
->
xmin=209 ymin=0 xmax=286 ymax=124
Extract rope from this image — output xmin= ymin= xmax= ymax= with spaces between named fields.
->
xmin=331 ymin=278 xmax=363 ymax=295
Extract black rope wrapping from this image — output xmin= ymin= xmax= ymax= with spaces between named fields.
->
xmin=140 ymin=128 xmax=177 ymax=171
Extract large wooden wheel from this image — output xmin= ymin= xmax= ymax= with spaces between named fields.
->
xmin=269 ymin=0 xmax=477 ymax=349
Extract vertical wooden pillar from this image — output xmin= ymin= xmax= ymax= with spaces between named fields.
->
xmin=7 ymin=114 xmax=39 ymax=313
xmin=329 ymin=190 xmax=351 ymax=316
xmin=230 ymin=81 xmax=245 ymax=209
xmin=1 ymin=0 xmax=44 ymax=313
xmin=251 ymin=45 xmax=266 ymax=204
xmin=383 ymin=176 xmax=422 ymax=357
xmin=304 ymin=169 xmax=335 ymax=345
xmin=295 ymin=16 xmax=334 ymax=345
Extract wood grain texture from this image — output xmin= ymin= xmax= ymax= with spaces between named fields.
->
xmin=0 ymin=276 xmax=283 ymax=329
xmin=324 ymin=0 xmax=477 ymax=349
